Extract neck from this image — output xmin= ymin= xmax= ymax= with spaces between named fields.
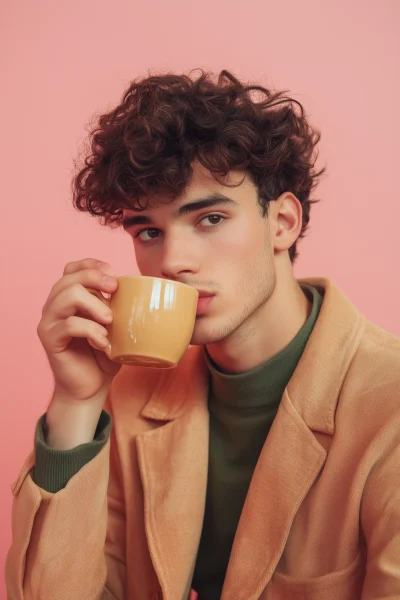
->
xmin=206 ymin=263 xmax=311 ymax=374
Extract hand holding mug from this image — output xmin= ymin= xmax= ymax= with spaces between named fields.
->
xmin=37 ymin=258 xmax=121 ymax=403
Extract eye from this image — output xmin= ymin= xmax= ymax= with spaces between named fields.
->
xmin=135 ymin=228 xmax=161 ymax=242
xmin=199 ymin=214 xmax=224 ymax=228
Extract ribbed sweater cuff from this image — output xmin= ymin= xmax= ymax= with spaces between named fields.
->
xmin=33 ymin=410 xmax=112 ymax=493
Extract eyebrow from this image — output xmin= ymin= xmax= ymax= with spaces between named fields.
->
xmin=122 ymin=193 xmax=238 ymax=229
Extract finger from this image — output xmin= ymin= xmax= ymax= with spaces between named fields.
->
xmin=63 ymin=258 xmax=116 ymax=277
xmin=41 ymin=316 xmax=109 ymax=354
xmin=44 ymin=283 xmax=113 ymax=324
xmin=44 ymin=268 xmax=118 ymax=314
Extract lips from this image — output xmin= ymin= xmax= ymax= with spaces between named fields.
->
xmin=196 ymin=294 xmax=214 ymax=316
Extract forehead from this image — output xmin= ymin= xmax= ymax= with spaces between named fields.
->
xmin=186 ymin=163 xmax=247 ymax=194
xmin=123 ymin=163 xmax=256 ymax=218
xmin=179 ymin=163 xmax=255 ymax=203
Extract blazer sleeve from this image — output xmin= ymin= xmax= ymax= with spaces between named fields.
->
xmin=361 ymin=437 xmax=400 ymax=599
xmin=5 ymin=396 xmax=127 ymax=600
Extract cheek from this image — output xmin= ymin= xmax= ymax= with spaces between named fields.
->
xmin=216 ymin=221 xmax=267 ymax=265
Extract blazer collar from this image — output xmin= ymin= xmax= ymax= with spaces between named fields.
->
xmin=290 ymin=277 xmax=365 ymax=434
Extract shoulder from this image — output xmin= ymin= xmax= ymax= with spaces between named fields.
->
xmin=343 ymin=319 xmax=400 ymax=424
xmin=355 ymin=320 xmax=400 ymax=383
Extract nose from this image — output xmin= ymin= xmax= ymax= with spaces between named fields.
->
xmin=160 ymin=231 xmax=200 ymax=280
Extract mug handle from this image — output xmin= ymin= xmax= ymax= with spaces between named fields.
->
xmin=87 ymin=287 xmax=112 ymax=359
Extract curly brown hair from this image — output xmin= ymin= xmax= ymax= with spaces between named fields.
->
xmin=73 ymin=69 xmax=324 ymax=261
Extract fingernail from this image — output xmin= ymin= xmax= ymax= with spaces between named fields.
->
xmin=103 ymin=276 xmax=116 ymax=288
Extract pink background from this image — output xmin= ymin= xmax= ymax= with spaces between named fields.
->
xmin=1 ymin=0 xmax=399 ymax=595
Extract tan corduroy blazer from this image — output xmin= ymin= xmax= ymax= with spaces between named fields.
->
xmin=5 ymin=279 xmax=400 ymax=600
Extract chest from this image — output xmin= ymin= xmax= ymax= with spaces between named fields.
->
xmin=120 ymin=422 xmax=368 ymax=600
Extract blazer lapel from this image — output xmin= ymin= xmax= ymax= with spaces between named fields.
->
xmin=222 ymin=278 xmax=365 ymax=599
xmin=221 ymin=390 xmax=327 ymax=600
xmin=136 ymin=348 xmax=210 ymax=600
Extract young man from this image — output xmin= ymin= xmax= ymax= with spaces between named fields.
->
xmin=6 ymin=70 xmax=400 ymax=600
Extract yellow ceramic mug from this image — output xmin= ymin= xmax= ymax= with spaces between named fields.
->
xmin=90 ymin=276 xmax=199 ymax=368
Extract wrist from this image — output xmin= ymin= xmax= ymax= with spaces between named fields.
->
xmin=45 ymin=389 xmax=108 ymax=450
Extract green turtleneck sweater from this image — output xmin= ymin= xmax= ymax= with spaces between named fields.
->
xmin=33 ymin=286 xmax=322 ymax=599
xmin=191 ymin=286 xmax=322 ymax=599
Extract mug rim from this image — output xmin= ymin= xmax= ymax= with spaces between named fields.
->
xmin=117 ymin=275 xmax=199 ymax=296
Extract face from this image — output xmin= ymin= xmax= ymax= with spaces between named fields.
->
xmin=122 ymin=163 xmax=277 ymax=346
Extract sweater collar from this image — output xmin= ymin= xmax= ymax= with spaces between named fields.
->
xmin=205 ymin=286 xmax=322 ymax=409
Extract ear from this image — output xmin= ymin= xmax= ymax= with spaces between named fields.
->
xmin=269 ymin=192 xmax=303 ymax=253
